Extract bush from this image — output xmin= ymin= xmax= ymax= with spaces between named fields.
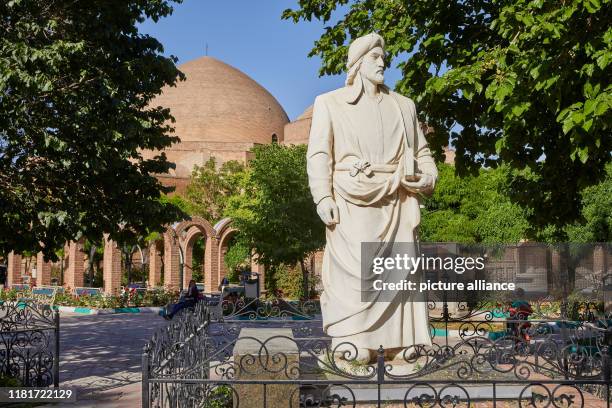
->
xmin=0 ymin=375 xmax=21 ymax=387
xmin=2 ymin=287 xmax=179 ymax=308
xmin=275 ymin=264 xmax=304 ymax=300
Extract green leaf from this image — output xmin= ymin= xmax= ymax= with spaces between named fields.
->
xmin=584 ymin=99 xmax=596 ymax=115
xmin=562 ymin=118 xmax=575 ymax=134
xmin=577 ymin=147 xmax=589 ymax=164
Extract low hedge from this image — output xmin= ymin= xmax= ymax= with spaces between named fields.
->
xmin=0 ymin=287 xmax=179 ymax=308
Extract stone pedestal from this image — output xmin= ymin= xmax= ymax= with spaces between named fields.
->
xmin=233 ymin=328 xmax=299 ymax=408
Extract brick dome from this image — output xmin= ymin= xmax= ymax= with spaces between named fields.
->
xmin=154 ymin=56 xmax=289 ymax=144
xmin=297 ymin=105 xmax=313 ymax=120
xmin=283 ymin=104 xmax=313 ymax=145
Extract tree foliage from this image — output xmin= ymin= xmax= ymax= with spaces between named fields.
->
xmin=420 ymin=164 xmax=530 ymax=243
xmin=225 ymin=144 xmax=325 ymax=292
xmin=565 ymin=162 xmax=612 ymax=242
xmin=185 ymin=157 xmax=246 ymax=223
xmin=0 ymin=0 xmax=186 ymax=259
xmin=283 ymin=0 xmax=611 ymax=236
xmin=224 ymin=238 xmax=250 ymax=283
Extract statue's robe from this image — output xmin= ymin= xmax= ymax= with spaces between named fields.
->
xmin=307 ymin=85 xmax=438 ymax=350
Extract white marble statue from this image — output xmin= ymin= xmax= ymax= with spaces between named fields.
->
xmin=307 ymin=33 xmax=438 ymax=363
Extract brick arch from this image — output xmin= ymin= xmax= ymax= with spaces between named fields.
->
xmin=213 ymin=217 xmax=265 ymax=291
xmin=174 ymin=216 xmax=215 ymax=240
xmin=163 ymin=217 xmax=219 ymax=292
xmin=217 ymin=224 xmax=238 ymax=286
xmin=181 ymin=226 xmax=213 ymax=289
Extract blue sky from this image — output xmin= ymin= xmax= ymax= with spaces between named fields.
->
xmin=138 ymin=1 xmax=404 ymax=120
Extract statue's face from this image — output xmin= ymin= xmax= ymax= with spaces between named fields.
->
xmin=360 ymin=46 xmax=385 ymax=85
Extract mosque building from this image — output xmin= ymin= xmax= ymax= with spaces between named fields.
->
xmin=142 ymin=56 xmax=293 ymax=193
xmin=144 ymin=55 xmax=454 ymax=194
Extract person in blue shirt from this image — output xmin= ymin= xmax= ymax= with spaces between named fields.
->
xmin=163 ymin=280 xmax=199 ymax=320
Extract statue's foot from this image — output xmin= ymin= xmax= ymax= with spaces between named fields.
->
xmin=354 ymin=348 xmax=374 ymax=364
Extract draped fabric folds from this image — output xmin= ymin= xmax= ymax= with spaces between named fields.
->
xmin=307 ymin=84 xmax=438 ymax=350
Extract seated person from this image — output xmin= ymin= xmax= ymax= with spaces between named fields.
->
xmin=218 ymin=276 xmax=229 ymax=291
xmin=163 ymin=280 xmax=200 ymax=320
xmin=507 ymin=288 xmax=533 ymax=339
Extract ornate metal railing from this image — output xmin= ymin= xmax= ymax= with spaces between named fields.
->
xmin=143 ymin=297 xmax=611 ymax=407
xmin=0 ymin=301 xmax=59 ymax=387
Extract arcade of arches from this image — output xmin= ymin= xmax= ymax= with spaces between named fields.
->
xmin=5 ymin=217 xmax=264 ymax=294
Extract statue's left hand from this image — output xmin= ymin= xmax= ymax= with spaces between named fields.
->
xmin=401 ymin=173 xmax=434 ymax=193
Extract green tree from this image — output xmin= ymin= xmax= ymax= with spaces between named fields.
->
xmin=185 ymin=157 xmax=246 ymax=223
xmin=565 ymin=162 xmax=612 ymax=242
xmin=283 ymin=0 xmax=611 ymax=237
xmin=420 ymin=164 xmax=529 ymax=243
xmin=224 ymin=238 xmax=250 ymax=283
xmin=225 ymin=144 xmax=325 ymax=297
xmin=0 ymin=0 xmax=186 ymax=259
xmin=191 ymin=236 xmax=205 ymax=282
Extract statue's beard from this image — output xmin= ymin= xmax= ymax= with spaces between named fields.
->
xmin=364 ymin=72 xmax=384 ymax=86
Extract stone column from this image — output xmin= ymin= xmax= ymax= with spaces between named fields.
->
xmin=64 ymin=240 xmax=85 ymax=290
xmin=148 ymin=244 xmax=162 ymax=288
xmin=103 ymin=237 xmax=122 ymax=294
xmin=204 ymin=236 xmax=219 ymax=293
xmin=7 ymin=251 xmax=23 ymax=287
xmin=164 ymin=234 xmax=181 ymax=290
xmin=36 ymin=252 xmax=52 ymax=286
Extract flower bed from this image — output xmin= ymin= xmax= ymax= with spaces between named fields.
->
xmin=0 ymin=286 xmax=179 ymax=308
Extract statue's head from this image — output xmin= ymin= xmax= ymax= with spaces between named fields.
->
xmin=346 ymin=33 xmax=386 ymax=87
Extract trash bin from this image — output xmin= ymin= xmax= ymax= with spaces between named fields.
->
xmin=243 ymin=272 xmax=260 ymax=298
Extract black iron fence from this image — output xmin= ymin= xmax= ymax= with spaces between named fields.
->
xmin=0 ymin=301 xmax=59 ymax=387
xmin=143 ymin=295 xmax=611 ymax=407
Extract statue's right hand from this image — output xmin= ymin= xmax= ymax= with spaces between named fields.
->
xmin=317 ymin=197 xmax=340 ymax=226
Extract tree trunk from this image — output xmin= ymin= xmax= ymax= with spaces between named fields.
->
xmin=299 ymin=259 xmax=309 ymax=300
xmin=59 ymin=257 xmax=64 ymax=286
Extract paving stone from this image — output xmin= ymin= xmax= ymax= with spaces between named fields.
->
xmin=45 ymin=313 xmax=168 ymax=406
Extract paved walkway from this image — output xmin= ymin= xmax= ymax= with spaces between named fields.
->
xmin=53 ymin=312 xmax=167 ymax=407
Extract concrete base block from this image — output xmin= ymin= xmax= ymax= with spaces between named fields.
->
xmin=233 ymin=328 xmax=300 ymax=408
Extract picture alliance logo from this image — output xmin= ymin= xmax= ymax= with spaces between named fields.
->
xmin=372 ymin=254 xmax=486 ymax=275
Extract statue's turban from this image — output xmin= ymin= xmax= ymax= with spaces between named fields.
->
xmin=346 ymin=32 xmax=385 ymax=69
